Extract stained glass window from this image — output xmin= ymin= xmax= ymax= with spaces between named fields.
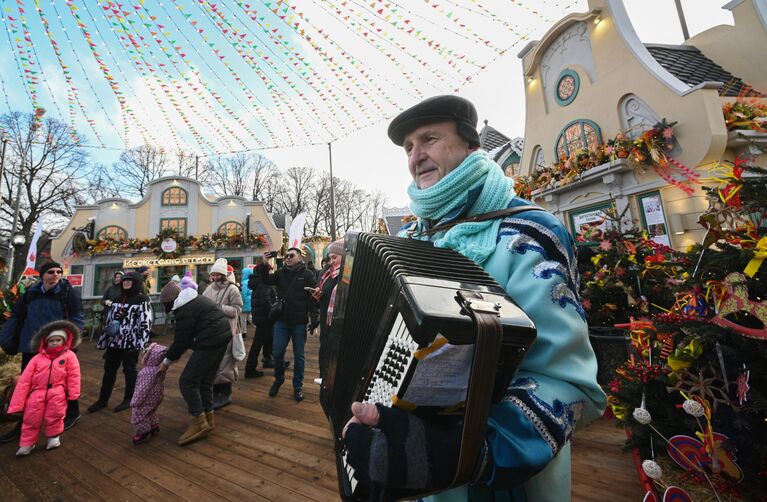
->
xmin=96 ymin=225 xmax=127 ymax=240
xmin=218 ymin=221 xmax=244 ymax=236
xmin=162 ymin=187 xmax=187 ymax=206
xmin=555 ymin=120 xmax=603 ymax=159
xmin=160 ymin=218 xmax=187 ymax=236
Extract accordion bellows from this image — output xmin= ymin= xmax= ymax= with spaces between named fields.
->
xmin=322 ymin=232 xmax=536 ymax=500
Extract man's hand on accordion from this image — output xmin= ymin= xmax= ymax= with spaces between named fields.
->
xmin=342 ymin=402 xmax=469 ymax=493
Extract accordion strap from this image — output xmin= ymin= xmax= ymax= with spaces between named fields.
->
xmin=451 ymin=290 xmax=505 ymax=488
xmin=410 ymin=205 xmax=543 ymax=237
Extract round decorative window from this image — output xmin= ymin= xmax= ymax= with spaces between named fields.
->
xmin=555 ymin=70 xmax=579 ymax=106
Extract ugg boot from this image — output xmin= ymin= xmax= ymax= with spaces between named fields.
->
xmin=177 ymin=414 xmax=210 ymax=446
xmin=205 ymin=410 xmax=215 ymax=430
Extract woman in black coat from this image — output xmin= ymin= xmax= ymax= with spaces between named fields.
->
xmin=161 ymin=275 xmax=231 ymax=446
xmin=244 ymin=268 xmax=277 ymax=378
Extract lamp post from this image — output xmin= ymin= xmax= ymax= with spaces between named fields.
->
xmin=244 ymin=212 xmax=251 ymax=246
xmin=328 ymin=142 xmax=337 ymax=241
xmin=6 ymin=232 xmax=27 ymax=285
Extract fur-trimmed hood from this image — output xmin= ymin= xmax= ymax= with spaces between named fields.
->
xmin=30 ymin=319 xmax=81 ymax=352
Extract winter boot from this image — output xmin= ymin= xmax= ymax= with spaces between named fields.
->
xmin=114 ymin=401 xmax=131 ymax=412
xmin=46 ymin=436 xmax=61 ymax=450
xmin=16 ymin=444 xmax=34 ymax=456
xmin=177 ymin=414 xmax=210 ymax=446
xmin=64 ymin=400 xmax=81 ymax=430
xmin=87 ymin=400 xmax=109 ymax=413
xmin=205 ymin=410 xmax=215 ymax=430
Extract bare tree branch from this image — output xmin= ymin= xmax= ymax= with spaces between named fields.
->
xmin=112 ymin=144 xmax=168 ymax=197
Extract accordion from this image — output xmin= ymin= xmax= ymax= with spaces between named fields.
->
xmin=321 ymin=232 xmax=536 ymax=501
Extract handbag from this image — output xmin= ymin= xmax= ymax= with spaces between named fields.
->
xmin=268 ymin=298 xmax=285 ymax=322
xmin=268 ymin=273 xmax=300 ymax=322
xmin=104 ymin=319 xmax=121 ymax=339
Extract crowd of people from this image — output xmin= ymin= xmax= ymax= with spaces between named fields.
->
xmin=0 ymin=95 xmax=605 ymax=500
xmin=0 ymin=244 xmax=343 ymax=454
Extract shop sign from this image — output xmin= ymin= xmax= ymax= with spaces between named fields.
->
xmin=569 ymin=203 xmax=616 ymax=245
xmin=66 ymin=274 xmax=83 ymax=287
xmin=160 ymin=238 xmax=178 ymax=253
xmin=123 ymin=255 xmax=216 ymax=268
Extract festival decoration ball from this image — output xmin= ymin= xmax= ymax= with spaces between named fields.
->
xmin=633 ymin=407 xmax=652 ymax=424
xmin=642 ymin=459 xmax=663 ymax=479
xmin=682 ymin=399 xmax=705 ymax=417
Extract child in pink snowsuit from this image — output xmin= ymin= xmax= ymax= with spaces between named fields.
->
xmin=130 ymin=342 xmax=168 ymax=445
xmin=8 ymin=320 xmax=81 ymax=456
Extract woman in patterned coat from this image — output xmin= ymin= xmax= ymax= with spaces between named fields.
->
xmin=88 ymin=272 xmax=153 ymax=413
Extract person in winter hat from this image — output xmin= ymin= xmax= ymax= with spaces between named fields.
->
xmin=159 ymin=274 xmax=181 ymax=314
xmin=8 ymin=320 xmax=81 ymax=456
xmin=310 ymin=239 xmax=344 ymax=386
xmin=130 ymin=343 xmax=168 ymax=445
xmin=88 ymin=271 xmax=153 ymax=414
xmin=102 ymin=271 xmax=124 ymax=305
xmin=136 ymin=266 xmax=151 ymax=295
xmin=0 ymin=261 xmax=84 ymax=444
xmin=179 ymin=271 xmax=197 ymax=291
xmin=239 ymin=267 xmax=253 ymax=341
xmin=161 ymin=274 xmax=231 ymax=446
xmin=245 ymin=258 xmax=277 ymax=378
xmin=204 ymin=258 xmax=245 ymax=409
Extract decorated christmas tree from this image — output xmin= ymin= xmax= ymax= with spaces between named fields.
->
xmin=605 ymin=158 xmax=767 ymax=500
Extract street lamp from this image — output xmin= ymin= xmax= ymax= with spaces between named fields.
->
xmin=11 ymin=233 xmax=26 ymax=247
xmin=6 ymin=232 xmax=27 ymax=285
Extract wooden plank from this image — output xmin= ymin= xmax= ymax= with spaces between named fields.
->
xmin=0 ymin=335 xmax=643 ymax=502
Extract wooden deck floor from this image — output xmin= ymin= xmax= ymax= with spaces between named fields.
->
xmin=0 ymin=326 xmax=643 ymax=501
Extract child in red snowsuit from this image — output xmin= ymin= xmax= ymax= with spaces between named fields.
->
xmin=130 ymin=342 xmax=167 ymax=445
xmin=8 ymin=320 xmax=81 ymax=456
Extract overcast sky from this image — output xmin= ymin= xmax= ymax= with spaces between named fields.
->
xmin=269 ymin=0 xmax=733 ymax=208
xmin=0 ymin=1 xmax=734 ymax=208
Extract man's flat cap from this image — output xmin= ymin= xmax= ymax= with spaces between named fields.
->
xmin=387 ymin=95 xmax=479 ymax=146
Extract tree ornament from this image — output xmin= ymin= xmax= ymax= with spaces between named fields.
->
xmin=633 ymin=392 xmax=652 ymax=424
xmin=662 ymin=486 xmax=692 ymax=502
xmin=642 ymin=459 xmax=663 ymax=480
xmin=666 ymin=366 xmax=731 ymax=412
xmin=736 ymin=368 xmax=750 ymax=406
xmin=667 ymin=433 xmax=743 ymax=482
xmin=682 ymin=399 xmax=705 ymax=417
xmin=711 ymin=272 xmax=767 ymax=340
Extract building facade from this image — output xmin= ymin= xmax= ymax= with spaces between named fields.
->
xmin=517 ymin=0 xmax=767 ymax=250
xmin=50 ymin=176 xmax=283 ymax=299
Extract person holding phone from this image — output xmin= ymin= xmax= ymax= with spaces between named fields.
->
xmin=258 ymin=248 xmax=318 ymax=402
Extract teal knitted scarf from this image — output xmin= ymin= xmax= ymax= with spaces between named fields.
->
xmin=407 ymin=150 xmax=515 ymax=264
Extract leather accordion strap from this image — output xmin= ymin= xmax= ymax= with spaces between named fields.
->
xmin=411 ymin=205 xmax=543 ymax=237
xmin=450 ymin=291 xmax=505 ymax=488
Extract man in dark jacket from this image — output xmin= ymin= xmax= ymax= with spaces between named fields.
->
xmin=245 ymin=262 xmax=277 ymax=378
xmin=0 ymin=261 xmax=84 ymax=442
xmin=102 ymin=270 xmax=124 ymax=304
xmin=259 ymin=247 xmax=318 ymax=401
xmin=161 ymin=275 xmax=230 ymax=446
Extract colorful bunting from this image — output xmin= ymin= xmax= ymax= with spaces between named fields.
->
xmin=0 ymin=0 xmax=573 ymax=153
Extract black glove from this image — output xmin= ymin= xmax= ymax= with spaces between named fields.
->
xmin=309 ymin=320 xmax=320 ymax=331
xmin=344 ymin=404 xmax=463 ymax=493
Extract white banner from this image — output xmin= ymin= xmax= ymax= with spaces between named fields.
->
xmin=25 ymin=218 xmax=44 ymax=273
xmin=288 ymin=213 xmax=306 ymax=250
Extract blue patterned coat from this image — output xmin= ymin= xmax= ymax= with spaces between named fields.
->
xmin=403 ymin=198 xmax=606 ymax=502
